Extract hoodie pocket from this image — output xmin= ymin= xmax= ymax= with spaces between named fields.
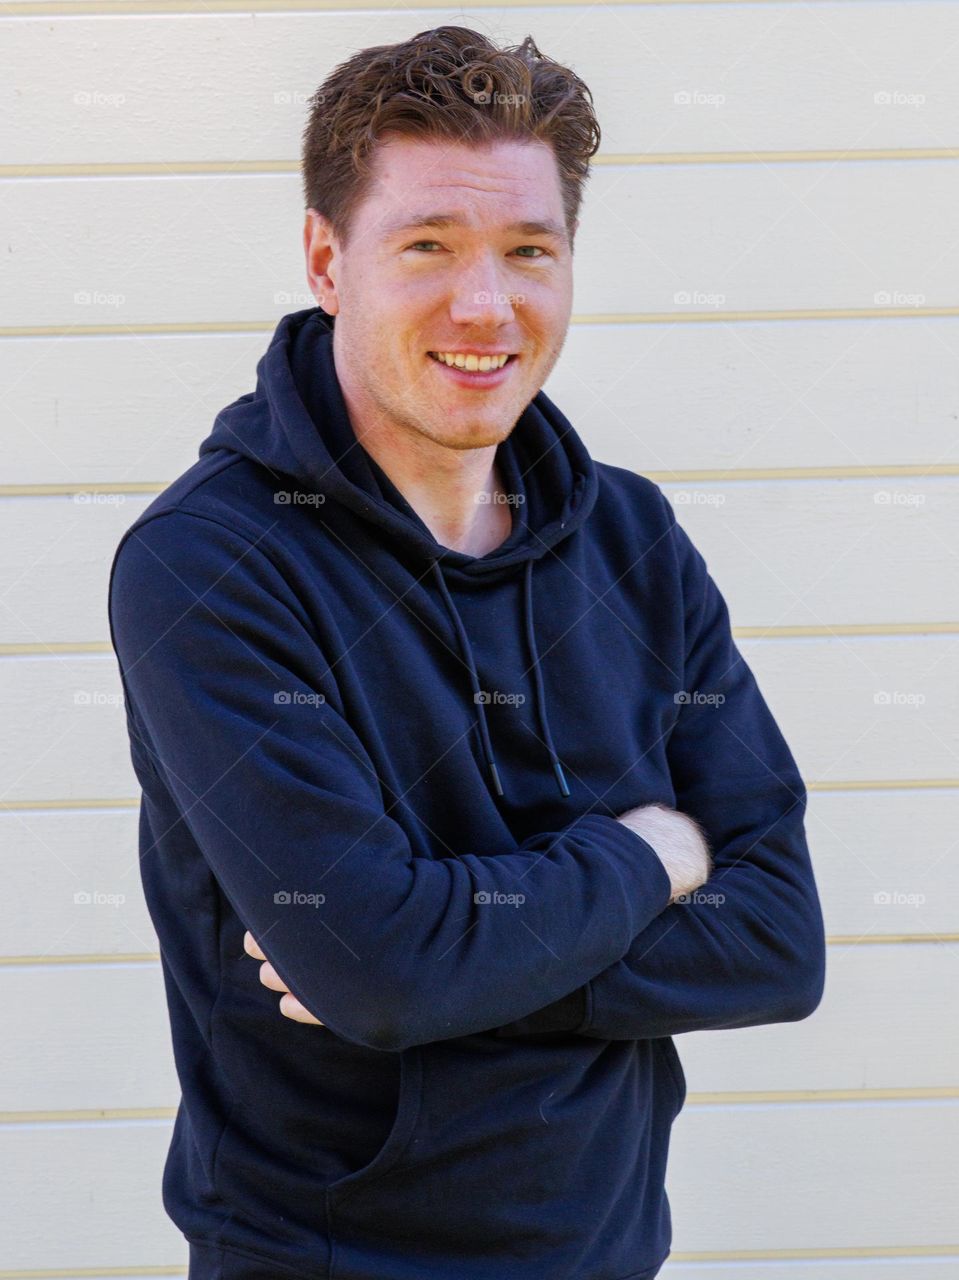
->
xmin=324 ymin=1036 xmax=678 ymax=1280
xmin=324 ymin=1046 xmax=424 ymax=1205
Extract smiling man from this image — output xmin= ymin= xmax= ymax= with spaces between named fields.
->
xmin=109 ymin=25 xmax=826 ymax=1280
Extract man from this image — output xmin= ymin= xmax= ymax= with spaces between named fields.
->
xmin=108 ymin=25 xmax=826 ymax=1280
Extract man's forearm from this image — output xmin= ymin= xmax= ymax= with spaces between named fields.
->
xmin=494 ymin=796 xmax=826 ymax=1041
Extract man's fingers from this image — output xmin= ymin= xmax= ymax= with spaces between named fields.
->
xmin=279 ymin=992 xmax=324 ymax=1025
xmin=242 ymin=931 xmax=324 ymax=1026
xmin=258 ymin=960 xmax=288 ymax=993
xmin=243 ymin=930 xmax=266 ymax=960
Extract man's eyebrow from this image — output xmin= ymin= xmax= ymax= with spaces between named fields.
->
xmin=382 ymin=213 xmax=567 ymax=241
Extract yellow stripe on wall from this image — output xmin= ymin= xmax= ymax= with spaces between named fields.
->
xmin=0 ymin=0 xmax=899 ymax=16
xmin=4 ymin=306 xmax=959 ymax=340
xmin=3 ymin=147 xmax=958 ymax=180
xmin=2 ymin=464 xmax=958 ymax=500
xmin=1 ymin=621 xmax=957 ymax=658
xmin=2 ymin=1085 xmax=958 ymax=1126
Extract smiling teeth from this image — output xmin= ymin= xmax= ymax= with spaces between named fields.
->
xmin=429 ymin=352 xmax=510 ymax=372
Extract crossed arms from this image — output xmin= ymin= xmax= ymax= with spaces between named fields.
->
xmin=110 ymin=502 xmax=826 ymax=1052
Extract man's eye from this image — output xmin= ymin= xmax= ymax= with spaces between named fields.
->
xmin=404 ymin=242 xmax=550 ymax=258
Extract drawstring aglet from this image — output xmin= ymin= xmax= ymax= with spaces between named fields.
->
xmin=553 ymin=759 xmax=571 ymax=798
xmin=488 ymin=759 xmax=505 ymax=797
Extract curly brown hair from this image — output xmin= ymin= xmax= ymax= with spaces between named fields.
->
xmin=300 ymin=25 xmax=601 ymax=250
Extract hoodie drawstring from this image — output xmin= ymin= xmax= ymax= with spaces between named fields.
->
xmin=522 ymin=559 xmax=571 ymax=799
xmin=428 ymin=559 xmax=570 ymax=802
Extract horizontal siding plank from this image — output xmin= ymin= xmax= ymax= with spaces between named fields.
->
xmin=666 ymin=1100 xmax=959 ymax=1251
xmin=679 ymin=941 xmax=959 ymax=1094
xmin=660 ymin=478 xmax=958 ymax=629
xmin=0 ymin=1120 xmax=183 ymax=1268
xmin=0 ymin=809 xmax=155 ymax=958
xmin=804 ymin=788 xmax=957 ymax=938
xmin=0 ymin=963 xmax=177 ymax=1112
xmin=5 ymin=318 xmax=959 ymax=486
xmin=0 ymin=480 xmax=956 ymax=642
xmin=2 ymin=4 xmax=958 ymax=162
xmin=4 ymin=161 xmax=959 ymax=327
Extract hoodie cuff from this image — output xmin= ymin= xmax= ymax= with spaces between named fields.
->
xmin=491 ymin=814 xmax=672 ymax=1039
xmin=573 ymin=811 xmax=674 ymax=944
xmin=492 ymin=984 xmax=590 ymax=1038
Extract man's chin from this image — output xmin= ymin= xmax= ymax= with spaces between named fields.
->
xmin=430 ymin=425 xmax=514 ymax=452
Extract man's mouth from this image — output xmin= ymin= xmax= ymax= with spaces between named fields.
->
xmin=426 ymin=350 xmax=519 ymax=387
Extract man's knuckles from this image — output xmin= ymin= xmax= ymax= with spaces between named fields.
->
xmin=258 ymin=960 xmax=289 ymax=993
xmin=243 ymin=930 xmax=266 ymax=960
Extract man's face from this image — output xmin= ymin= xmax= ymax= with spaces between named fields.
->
xmin=306 ymin=134 xmax=575 ymax=452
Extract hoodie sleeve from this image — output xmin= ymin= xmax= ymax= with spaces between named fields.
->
xmin=493 ymin=492 xmax=826 ymax=1040
xmin=108 ymin=509 xmax=674 ymax=1053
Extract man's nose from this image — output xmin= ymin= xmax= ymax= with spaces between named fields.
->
xmin=448 ymin=259 xmax=520 ymax=328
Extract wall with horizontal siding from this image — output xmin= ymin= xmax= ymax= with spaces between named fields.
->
xmin=1 ymin=1 xmax=957 ymax=1274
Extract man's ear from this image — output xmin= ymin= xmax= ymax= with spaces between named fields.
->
xmin=303 ymin=208 xmax=340 ymax=314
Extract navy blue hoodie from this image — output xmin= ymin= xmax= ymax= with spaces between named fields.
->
xmin=108 ymin=306 xmax=826 ymax=1280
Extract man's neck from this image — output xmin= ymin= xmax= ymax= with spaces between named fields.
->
xmin=357 ymin=422 xmax=514 ymax=556
xmin=332 ymin=346 xmax=515 ymax=556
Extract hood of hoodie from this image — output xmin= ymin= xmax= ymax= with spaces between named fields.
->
xmin=198 ymin=305 xmax=599 ymax=585
xmin=197 ymin=305 xmax=599 ymax=800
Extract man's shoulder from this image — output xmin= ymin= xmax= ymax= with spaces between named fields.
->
xmin=117 ymin=451 xmax=294 ymax=566
xmin=594 ymin=458 xmax=667 ymax=501
xmin=592 ymin=459 xmax=675 ymax=535
xmin=109 ymin=455 xmax=299 ymax=637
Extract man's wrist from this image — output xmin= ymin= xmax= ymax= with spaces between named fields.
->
xmin=616 ymin=804 xmax=711 ymax=900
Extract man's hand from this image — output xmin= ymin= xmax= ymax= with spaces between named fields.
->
xmin=243 ymin=930 xmax=325 ymax=1026
xmin=617 ymin=803 xmax=712 ymax=902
